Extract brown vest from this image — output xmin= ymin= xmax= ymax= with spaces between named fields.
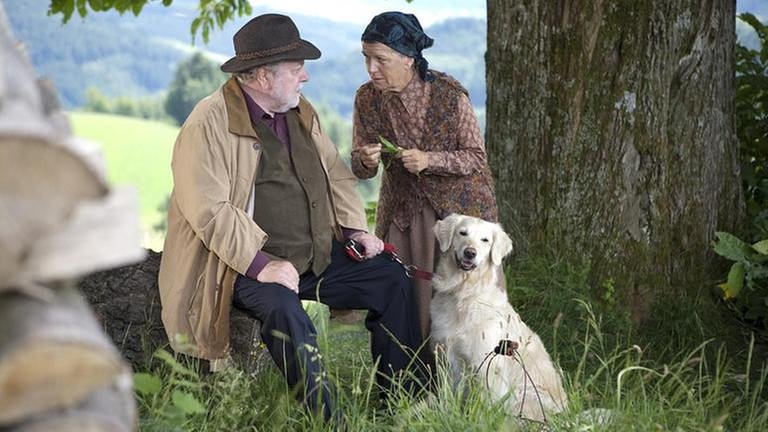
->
xmin=355 ymin=71 xmax=498 ymax=237
xmin=252 ymin=111 xmax=334 ymax=275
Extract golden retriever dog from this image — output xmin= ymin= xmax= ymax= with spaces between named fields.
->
xmin=430 ymin=214 xmax=567 ymax=421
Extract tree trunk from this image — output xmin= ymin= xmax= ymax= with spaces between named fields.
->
xmin=486 ymin=0 xmax=743 ymax=322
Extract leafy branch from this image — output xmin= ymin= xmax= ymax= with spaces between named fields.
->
xmin=47 ymin=0 xmax=252 ymax=44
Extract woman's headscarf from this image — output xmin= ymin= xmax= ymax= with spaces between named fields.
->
xmin=361 ymin=11 xmax=435 ymax=82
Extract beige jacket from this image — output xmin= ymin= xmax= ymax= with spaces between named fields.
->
xmin=159 ymin=78 xmax=367 ymax=360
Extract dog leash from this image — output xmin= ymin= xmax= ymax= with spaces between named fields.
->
xmin=344 ymin=239 xmax=433 ymax=280
xmin=382 ymin=243 xmax=433 ymax=280
xmin=475 ymin=339 xmax=549 ymax=425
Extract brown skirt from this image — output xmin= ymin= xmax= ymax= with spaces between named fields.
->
xmin=385 ymin=206 xmax=439 ymax=342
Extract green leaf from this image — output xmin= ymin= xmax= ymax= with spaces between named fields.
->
xmin=752 ymin=239 xmax=768 ymax=255
xmin=378 ymin=135 xmax=400 ymax=154
xmin=738 ymin=13 xmax=768 ymax=41
xmin=171 ymin=390 xmax=206 ymax=415
xmin=713 ymin=231 xmax=751 ymax=262
xmin=131 ymin=0 xmax=144 ymax=16
xmin=76 ymin=0 xmax=88 ymax=17
xmin=133 ymin=372 xmax=162 ymax=395
xmin=721 ymin=262 xmax=745 ymax=299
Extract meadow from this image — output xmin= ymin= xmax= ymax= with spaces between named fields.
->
xmin=69 ymin=111 xmax=177 ymax=251
xmin=134 ymin=254 xmax=768 ymax=431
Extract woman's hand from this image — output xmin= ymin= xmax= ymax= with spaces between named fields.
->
xmin=400 ymin=148 xmax=428 ymax=174
xmin=359 ymin=143 xmax=382 ymax=168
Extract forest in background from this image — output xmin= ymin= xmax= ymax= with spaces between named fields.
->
xmin=2 ymin=0 xmax=486 ymax=119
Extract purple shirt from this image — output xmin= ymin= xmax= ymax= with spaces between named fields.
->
xmin=242 ymin=89 xmax=291 ymax=147
xmin=240 ymin=88 xmax=360 ymax=279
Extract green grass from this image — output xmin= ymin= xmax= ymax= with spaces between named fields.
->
xmin=69 ymin=111 xmax=177 ymax=251
xmin=133 ymin=253 xmax=768 ymax=431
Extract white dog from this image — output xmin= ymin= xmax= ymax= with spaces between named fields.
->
xmin=430 ymin=214 xmax=567 ymax=421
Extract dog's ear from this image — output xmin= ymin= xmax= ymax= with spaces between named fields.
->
xmin=434 ymin=214 xmax=460 ymax=252
xmin=491 ymin=225 xmax=513 ymax=265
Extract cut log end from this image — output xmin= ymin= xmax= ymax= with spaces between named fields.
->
xmin=4 ymin=374 xmax=136 ymax=432
xmin=0 ymin=342 xmax=125 ymax=425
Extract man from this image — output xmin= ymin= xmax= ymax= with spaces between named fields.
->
xmin=158 ymin=13 xmax=423 ymax=420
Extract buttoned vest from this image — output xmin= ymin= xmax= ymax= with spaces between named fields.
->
xmin=252 ymin=111 xmax=333 ymax=275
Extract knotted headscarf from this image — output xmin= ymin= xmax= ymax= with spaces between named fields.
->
xmin=361 ymin=11 xmax=435 ymax=82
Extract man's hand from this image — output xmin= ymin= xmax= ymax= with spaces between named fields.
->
xmin=349 ymin=231 xmax=384 ymax=259
xmin=359 ymin=143 xmax=382 ymax=168
xmin=400 ymin=148 xmax=428 ymax=174
xmin=257 ymin=260 xmax=299 ymax=293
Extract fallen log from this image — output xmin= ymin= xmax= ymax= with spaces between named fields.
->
xmin=0 ymin=4 xmax=139 ymax=431
xmin=0 ymin=288 xmax=128 ymax=426
xmin=2 ymin=372 xmax=135 ymax=432
xmin=79 ymin=250 xmax=264 ymax=371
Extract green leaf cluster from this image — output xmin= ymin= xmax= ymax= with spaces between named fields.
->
xmin=713 ymin=231 xmax=768 ymax=327
xmin=378 ymin=135 xmax=401 ymax=155
xmin=736 ymin=13 xmax=768 ymax=240
xmin=48 ymin=0 xmax=173 ymax=22
xmin=378 ymin=135 xmax=403 ymax=171
xmin=134 ymin=349 xmax=207 ymax=430
xmin=47 ymin=0 xmax=251 ymax=43
xmin=191 ymin=0 xmax=251 ymax=44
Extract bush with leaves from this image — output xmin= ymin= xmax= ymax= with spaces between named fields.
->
xmin=713 ymin=232 xmax=768 ymax=331
xmin=736 ymin=13 xmax=768 ymax=240
xmin=83 ymin=86 xmax=171 ymax=121
xmin=714 ymin=14 xmax=768 ymax=332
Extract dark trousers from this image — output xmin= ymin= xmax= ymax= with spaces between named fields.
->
xmin=233 ymin=240 xmax=424 ymax=419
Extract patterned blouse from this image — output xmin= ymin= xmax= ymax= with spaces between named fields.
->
xmin=351 ymin=71 xmax=498 ymax=237
xmin=352 ymin=74 xmax=488 ymax=178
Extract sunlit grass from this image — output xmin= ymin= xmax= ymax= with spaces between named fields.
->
xmin=133 ymin=254 xmax=768 ymax=431
xmin=69 ymin=111 xmax=176 ymax=251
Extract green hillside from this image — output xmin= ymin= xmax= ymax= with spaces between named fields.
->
xmin=69 ymin=112 xmax=177 ymax=251
xmin=4 ymin=0 xmax=486 ymax=117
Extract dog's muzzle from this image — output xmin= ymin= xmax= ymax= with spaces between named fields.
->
xmin=456 ymin=247 xmax=477 ymax=271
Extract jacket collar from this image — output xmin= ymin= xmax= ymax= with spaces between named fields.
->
xmin=222 ymin=77 xmax=259 ymax=138
xmin=223 ymin=76 xmax=317 ymax=138
xmin=296 ymin=96 xmax=316 ymax=133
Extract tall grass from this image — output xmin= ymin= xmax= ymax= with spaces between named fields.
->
xmin=134 ymin=253 xmax=768 ymax=431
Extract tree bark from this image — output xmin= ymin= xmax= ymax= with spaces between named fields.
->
xmin=486 ymin=0 xmax=744 ymax=322
xmin=79 ymin=250 xmax=263 ymax=371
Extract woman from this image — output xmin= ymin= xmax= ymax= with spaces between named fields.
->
xmin=351 ymin=11 xmax=499 ymax=344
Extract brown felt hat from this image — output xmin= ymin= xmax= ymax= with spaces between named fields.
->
xmin=220 ymin=14 xmax=321 ymax=73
